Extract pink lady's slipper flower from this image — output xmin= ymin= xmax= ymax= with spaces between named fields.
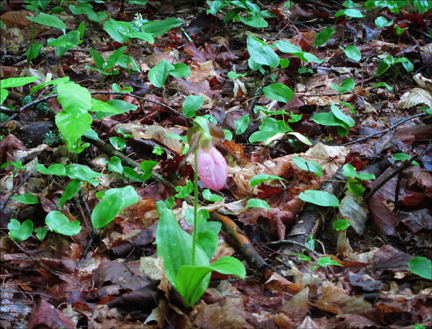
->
xmin=196 ymin=146 xmax=228 ymax=191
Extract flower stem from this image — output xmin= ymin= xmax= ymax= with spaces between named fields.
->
xmin=192 ymin=148 xmax=199 ymax=265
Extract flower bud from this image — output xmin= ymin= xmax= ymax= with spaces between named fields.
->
xmin=196 ymin=146 xmax=228 ymax=191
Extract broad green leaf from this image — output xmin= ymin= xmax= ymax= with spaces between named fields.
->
xmin=1 ymin=88 xmax=9 ymax=105
xmin=317 ymin=256 xmax=343 ymax=267
xmin=108 ymin=156 xmax=123 ymax=174
xmin=46 ymin=211 xmax=81 ymax=236
xmin=109 ymin=136 xmax=126 ymax=151
xmin=11 ymin=193 xmax=39 ymax=204
xmin=36 ymin=164 xmax=66 ymax=176
xmin=118 ymin=54 xmax=141 ymax=73
xmin=57 ymin=82 xmax=91 ymax=114
xmin=141 ymin=17 xmax=182 ymax=37
xmin=356 ymin=173 xmax=376 ymax=180
xmin=401 ymin=60 xmax=414 ymax=73
xmin=228 ymin=71 xmax=247 ymax=79
xmin=103 ymin=19 xmax=132 ymax=43
xmin=344 ymin=45 xmax=361 ymax=62
xmin=27 ymin=13 xmax=66 ymax=33
xmin=335 ymin=9 xmax=365 ymax=18
xmin=247 ymin=198 xmax=270 ymax=209
xmin=175 ymin=181 xmax=193 ymax=199
xmin=66 ymin=164 xmax=102 ymax=181
xmin=126 ymin=31 xmax=154 ymax=43
xmin=87 ymin=10 xmax=107 ymax=23
xmin=235 ymin=114 xmax=250 ymax=135
xmin=1 ymin=77 xmax=38 ymax=89
xmin=197 ymin=230 xmax=218 ymax=260
xmin=298 ymin=52 xmax=325 ymax=64
xmin=376 ymin=56 xmax=394 ymax=77
xmin=48 ymin=31 xmax=80 ymax=57
xmin=299 ymin=190 xmax=340 ymax=207
xmin=84 ymin=128 xmax=99 ymax=141
xmin=287 ymin=132 xmax=312 ymax=145
xmin=148 ymin=60 xmax=174 ymax=88
xmin=175 ymin=256 xmax=245 ymax=306
xmin=202 ymin=189 xmax=224 ymax=202
xmin=170 ymin=63 xmax=191 ymax=78
xmin=342 ymin=164 xmax=358 ymax=178
xmin=275 ymin=40 xmax=302 ymax=54
xmin=140 ymin=160 xmax=157 ymax=180
xmin=330 ymin=78 xmax=355 ymax=93
xmin=249 ymin=174 xmax=287 ymax=187
xmin=23 ymin=42 xmax=44 ymax=62
xmin=247 ymin=35 xmax=279 ymax=68
xmin=123 ymin=166 xmax=144 ymax=182
xmin=35 ymin=227 xmax=48 ymax=241
xmin=313 ymin=27 xmax=335 ymax=47
xmin=374 ymin=82 xmax=394 ymax=92
xmin=292 ymin=157 xmax=323 ymax=177
xmin=91 ymin=99 xmax=123 ymax=117
xmin=249 ymin=130 xmax=281 ymax=143
xmin=207 ymin=1 xmax=230 ymax=14
xmin=91 ymin=192 xmax=124 ymax=229
xmin=347 ymin=181 xmax=365 ymax=196
xmin=182 ymin=95 xmax=203 ymax=118
xmin=263 ymin=83 xmax=293 ymax=103
xmin=8 ymin=219 xmax=33 ymax=243
xmin=155 ymin=201 xmax=210 ymax=288
xmin=106 ymin=46 xmax=127 ymax=69
xmin=375 ymin=16 xmax=393 ymax=27
xmin=330 ymin=103 xmax=355 ymax=127
xmin=58 ymin=179 xmax=82 ymax=208
xmin=239 ymin=15 xmax=268 ymax=28
xmin=333 ymin=219 xmax=351 ymax=231
xmin=392 ymin=153 xmax=419 ymax=165
xmin=56 ymin=111 xmax=92 ymax=142
xmin=105 ymin=186 xmax=138 ymax=208
xmin=408 ymin=257 xmax=432 ymax=280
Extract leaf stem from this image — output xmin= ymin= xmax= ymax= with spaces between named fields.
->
xmin=192 ymin=148 xmax=199 ymax=265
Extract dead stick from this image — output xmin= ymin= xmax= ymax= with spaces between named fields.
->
xmin=364 ymin=154 xmax=419 ymax=201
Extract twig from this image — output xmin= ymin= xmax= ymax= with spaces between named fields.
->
xmin=0 ymin=106 xmax=19 ymax=113
xmin=343 ymin=113 xmax=426 ymax=146
xmin=394 ymin=170 xmax=403 ymax=214
xmin=0 ymin=113 xmax=18 ymax=128
xmin=364 ymin=154 xmax=419 ymax=201
xmin=263 ymin=239 xmax=321 ymax=258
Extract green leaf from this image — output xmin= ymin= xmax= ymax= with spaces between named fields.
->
xmin=202 ymin=189 xmax=224 ymax=202
xmin=263 ymin=83 xmax=293 ymax=103
xmin=275 ymin=40 xmax=302 ymax=54
xmin=335 ymin=8 xmax=365 ymax=18
xmin=347 ymin=181 xmax=365 ymax=196
xmin=408 ymin=257 xmax=432 ymax=280
xmin=57 ymin=82 xmax=92 ymax=114
xmin=140 ymin=160 xmax=157 ymax=180
xmin=123 ymin=166 xmax=144 ymax=182
xmin=376 ymin=56 xmax=394 ymax=77
xmin=392 ymin=153 xmax=419 ymax=166
xmin=27 ymin=13 xmax=66 ymax=33
xmin=8 ymin=219 xmax=33 ymax=243
xmin=36 ymin=164 xmax=66 ymax=176
xmin=207 ymin=1 xmax=230 ymax=15
xmin=342 ymin=164 xmax=358 ymax=178
xmin=197 ymin=230 xmax=218 ymax=260
xmin=148 ymin=60 xmax=174 ymax=88
xmin=58 ymin=179 xmax=82 ymax=208
xmin=344 ymin=45 xmax=361 ymax=62
xmin=103 ymin=19 xmax=132 ymax=43
xmin=235 ymin=114 xmax=250 ymax=135
xmin=249 ymin=174 xmax=287 ymax=187
xmin=35 ymin=227 xmax=48 ymax=241
xmin=175 ymin=256 xmax=245 ymax=306
xmin=46 ymin=211 xmax=81 ymax=236
xmin=228 ymin=71 xmax=247 ymax=79
xmin=330 ymin=78 xmax=355 ymax=93
xmin=66 ymin=164 xmax=102 ymax=181
xmin=170 ymin=63 xmax=191 ymax=78
xmin=292 ymin=157 xmax=323 ymax=177
xmin=313 ymin=27 xmax=335 ymax=47
xmin=401 ymin=60 xmax=414 ymax=73
xmin=239 ymin=15 xmax=268 ymax=28
xmin=1 ymin=77 xmax=38 ymax=89
xmin=105 ymin=46 xmax=127 ymax=69
xmin=247 ymin=35 xmax=279 ymax=69
xmin=30 ymin=77 xmax=69 ymax=95
xmin=356 ymin=173 xmax=375 ymax=180
xmin=23 ymin=42 xmax=44 ymax=62
xmin=175 ymin=181 xmax=193 ymax=199
xmin=141 ymin=17 xmax=182 ymax=37
xmin=330 ymin=103 xmax=355 ymax=127
xmin=374 ymin=82 xmax=394 ymax=92
xmin=108 ymin=156 xmax=123 ymax=174
xmin=109 ymin=137 xmax=126 ymax=151
xmin=333 ymin=219 xmax=351 ymax=231
xmin=297 ymin=52 xmax=325 ymax=64
xmin=11 ymin=193 xmax=39 ymax=204
xmin=299 ymin=190 xmax=340 ymax=207
xmin=247 ymin=198 xmax=270 ymax=209
xmin=182 ymin=95 xmax=203 ymax=118
xmin=155 ymin=201 xmax=210 ymax=288
xmin=91 ymin=186 xmax=138 ymax=229
xmin=91 ymin=99 xmax=123 ymax=117
xmin=375 ymin=16 xmax=393 ymax=28
xmin=317 ymin=256 xmax=343 ymax=267
xmin=56 ymin=111 xmax=92 ymax=142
